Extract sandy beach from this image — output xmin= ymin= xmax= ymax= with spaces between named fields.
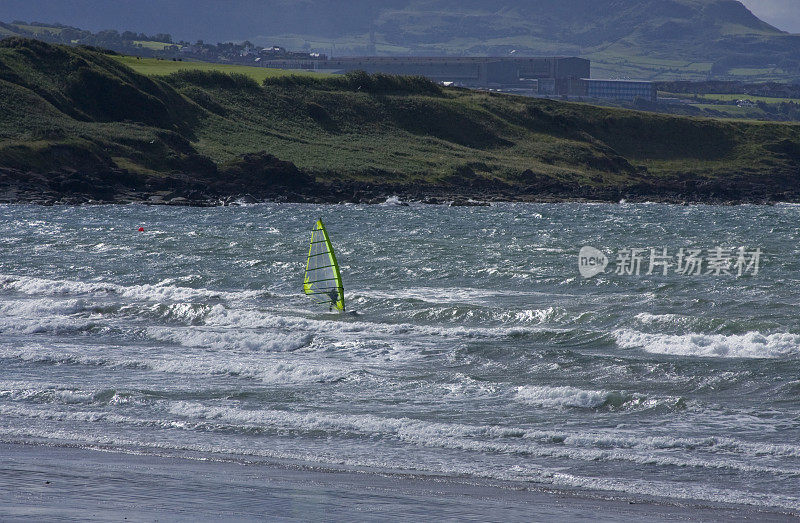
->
xmin=1 ymin=443 xmax=793 ymax=522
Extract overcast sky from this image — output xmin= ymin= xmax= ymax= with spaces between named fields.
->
xmin=739 ymin=0 xmax=800 ymax=33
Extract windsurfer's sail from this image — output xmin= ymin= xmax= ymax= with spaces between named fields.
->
xmin=303 ymin=219 xmax=345 ymax=311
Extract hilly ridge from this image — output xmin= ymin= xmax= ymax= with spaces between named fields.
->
xmin=1 ymin=39 xmax=800 ymax=204
xmin=1 ymin=0 xmax=798 ymax=81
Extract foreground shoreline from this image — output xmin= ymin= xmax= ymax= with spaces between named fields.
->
xmin=0 ymin=443 xmax=791 ymax=521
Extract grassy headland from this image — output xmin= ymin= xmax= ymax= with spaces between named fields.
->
xmin=1 ymin=38 xmax=799 ymax=204
xmin=112 ymin=56 xmax=331 ymax=82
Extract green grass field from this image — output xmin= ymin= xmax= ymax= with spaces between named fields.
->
xmin=113 ymin=55 xmax=329 ymax=82
xmin=690 ymin=93 xmax=800 ymax=104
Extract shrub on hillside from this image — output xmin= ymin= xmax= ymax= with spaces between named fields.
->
xmin=165 ymin=70 xmax=260 ymax=90
xmin=263 ymin=70 xmax=442 ymax=95
xmin=65 ymin=67 xmax=173 ymax=127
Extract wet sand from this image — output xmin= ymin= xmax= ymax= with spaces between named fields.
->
xmin=0 ymin=443 xmax=791 ymax=522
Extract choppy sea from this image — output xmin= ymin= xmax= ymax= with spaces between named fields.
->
xmin=1 ymin=202 xmax=799 ymax=511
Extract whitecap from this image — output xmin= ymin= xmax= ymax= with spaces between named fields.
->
xmin=513 ymin=385 xmax=618 ymax=408
xmin=614 ymin=329 xmax=800 ymax=358
xmin=0 ymin=274 xmax=261 ymax=303
xmin=381 ymin=195 xmax=405 ymax=206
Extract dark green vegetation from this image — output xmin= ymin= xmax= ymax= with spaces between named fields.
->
xmin=1 ymin=39 xmax=799 ymax=204
xmin=2 ymin=0 xmax=798 ymax=81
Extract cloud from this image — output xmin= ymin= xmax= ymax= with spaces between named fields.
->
xmin=739 ymin=0 xmax=800 ymax=33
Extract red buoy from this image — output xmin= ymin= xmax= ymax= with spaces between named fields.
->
xmin=138 ymin=227 xmax=144 ymax=232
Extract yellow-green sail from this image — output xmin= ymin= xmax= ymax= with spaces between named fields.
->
xmin=303 ymin=219 xmax=345 ymax=311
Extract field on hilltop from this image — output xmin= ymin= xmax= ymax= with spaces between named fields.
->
xmin=0 ymin=39 xmax=799 ymax=204
xmin=113 ymin=56 xmax=330 ymax=82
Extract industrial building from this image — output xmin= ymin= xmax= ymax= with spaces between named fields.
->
xmin=258 ymin=56 xmax=590 ymax=91
xmin=258 ymin=55 xmax=656 ymax=102
xmin=574 ymin=78 xmax=657 ymax=102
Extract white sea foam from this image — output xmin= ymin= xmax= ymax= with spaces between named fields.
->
xmin=138 ymin=302 xmax=214 ymax=324
xmin=186 ymin=301 xmax=546 ymax=346
xmin=145 ymin=325 xmax=311 ymax=352
xmin=0 ymin=314 xmax=103 ymax=336
xmin=152 ymin=359 xmax=345 ymax=384
xmin=402 ymin=306 xmax=559 ymax=326
xmin=635 ymin=312 xmax=687 ymax=325
xmin=500 ymin=307 xmax=560 ymax=324
xmin=0 ymin=276 xmax=542 ymax=345
xmin=0 ymin=298 xmax=91 ymax=317
xmin=614 ymin=329 xmax=800 ymax=358
xmin=0 ymin=385 xmax=96 ymax=404
xmin=0 ymin=344 xmax=134 ymax=368
xmin=0 ymin=296 xmax=114 ymax=338
xmin=368 ymin=286 xmax=533 ymax=305
xmin=159 ymin=402 xmax=800 ymax=477
xmin=0 ymin=274 xmax=261 ymax=303
xmin=8 ymin=397 xmax=800 ymax=465
xmin=513 ymin=385 xmax=616 ymax=408
xmin=0 ymin=340 xmax=350 ymax=384
xmin=381 ymin=195 xmax=405 ymax=206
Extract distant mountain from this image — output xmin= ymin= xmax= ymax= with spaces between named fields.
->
xmin=1 ymin=0 xmax=798 ymax=80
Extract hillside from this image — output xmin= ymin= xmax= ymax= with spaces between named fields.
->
xmin=1 ymin=39 xmax=799 ymax=204
xmin=1 ymin=0 xmax=799 ymax=81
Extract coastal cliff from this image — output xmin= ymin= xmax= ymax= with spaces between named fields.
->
xmin=1 ymin=38 xmax=799 ymax=204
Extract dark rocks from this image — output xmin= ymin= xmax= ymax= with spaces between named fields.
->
xmin=218 ymin=152 xmax=313 ymax=191
xmin=2 ymin=163 xmax=800 ymax=206
xmin=421 ymin=197 xmax=443 ymax=205
xmin=56 ymin=196 xmax=88 ymax=205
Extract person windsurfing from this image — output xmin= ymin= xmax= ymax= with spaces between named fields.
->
xmin=303 ymin=219 xmax=345 ymax=312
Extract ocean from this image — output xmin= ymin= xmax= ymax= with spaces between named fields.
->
xmin=1 ymin=202 xmax=799 ymax=514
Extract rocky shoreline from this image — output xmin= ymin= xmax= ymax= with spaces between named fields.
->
xmin=1 ymin=166 xmax=798 ymax=207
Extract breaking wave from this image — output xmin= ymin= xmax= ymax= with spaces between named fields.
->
xmin=513 ymin=385 xmax=627 ymax=408
xmin=614 ymin=329 xmax=800 ymax=358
